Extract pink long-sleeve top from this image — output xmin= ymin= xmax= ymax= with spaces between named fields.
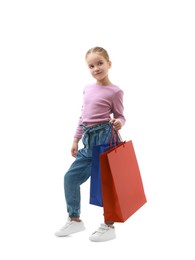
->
xmin=74 ymin=84 xmax=126 ymax=139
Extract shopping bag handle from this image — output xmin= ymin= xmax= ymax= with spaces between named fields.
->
xmin=110 ymin=125 xmax=123 ymax=148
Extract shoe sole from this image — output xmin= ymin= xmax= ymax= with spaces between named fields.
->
xmin=89 ymin=235 xmax=116 ymax=242
xmin=55 ymin=226 xmax=86 ymax=237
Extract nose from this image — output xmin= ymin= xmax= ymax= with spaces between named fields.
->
xmin=94 ymin=66 xmax=100 ymax=72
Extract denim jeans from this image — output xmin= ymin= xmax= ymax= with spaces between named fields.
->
xmin=64 ymin=122 xmax=116 ymax=218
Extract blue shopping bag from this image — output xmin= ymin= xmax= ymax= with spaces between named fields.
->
xmin=89 ymin=143 xmax=111 ymax=207
xmin=89 ymin=127 xmax=121 ymax=207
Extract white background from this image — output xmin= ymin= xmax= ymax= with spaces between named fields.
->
xmin=0 ymin=0 xmax=195 ymax=259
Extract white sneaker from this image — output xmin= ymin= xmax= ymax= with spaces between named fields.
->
xmin=89 ymin=224 xmax=116 ymax=242
xmin=55 ymin=218 xmax=85 ymax=237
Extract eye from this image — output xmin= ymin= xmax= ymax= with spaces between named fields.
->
xmin=98 ymin=61 xmax=103 ymax=66
xmin=89 ymin=65 xmax=94 ymax=69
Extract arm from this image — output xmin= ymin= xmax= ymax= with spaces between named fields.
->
xmin=110 ymin=90 xmax=126 ymax=131
xmin=71 ymin=87 xmax=86 ymax=157
xmin=72 ymin=115 xmax=82 ymax=157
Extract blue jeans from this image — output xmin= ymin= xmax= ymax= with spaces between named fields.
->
xmin=64 ymin=122 xmax=115 ymax=218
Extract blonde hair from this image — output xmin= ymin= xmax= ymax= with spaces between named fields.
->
xmin=85 ymin=47 xmax=110 ymax=61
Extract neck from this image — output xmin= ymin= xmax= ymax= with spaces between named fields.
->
xmin=96 ymin=77 xmax=112 ymax=86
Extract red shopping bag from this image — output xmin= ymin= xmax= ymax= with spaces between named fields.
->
xmin=100 ymin=140 xmax=147 ymax=223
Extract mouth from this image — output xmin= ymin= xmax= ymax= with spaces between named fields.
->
xmin=94 ymin=72 xmax=102 ymax=76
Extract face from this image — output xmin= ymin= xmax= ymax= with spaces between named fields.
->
xmin=86 ymin=53 xmax=111 ymax=83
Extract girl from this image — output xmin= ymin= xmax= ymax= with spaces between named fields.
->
xmin=55 ymin=47 xmax=126 ymax=242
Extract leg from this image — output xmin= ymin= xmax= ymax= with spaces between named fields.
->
xmin=64 ymin=150 xmax=91 ymax=218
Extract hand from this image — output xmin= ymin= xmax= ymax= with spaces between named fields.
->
xmin=109 ymin=118 xmax=122 ymax=131
xmin=71 ymin=138 xmax=80 ymax=157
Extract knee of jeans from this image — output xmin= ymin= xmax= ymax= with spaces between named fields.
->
xmin=64 ymin=172 xmax=71 ymax=186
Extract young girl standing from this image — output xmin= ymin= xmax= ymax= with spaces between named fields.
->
xmin=55 ymin=47 xmax=126 ymax=242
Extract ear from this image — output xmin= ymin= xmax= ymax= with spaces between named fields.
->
xmin=108 ymin=61 xmax=112 ymax=68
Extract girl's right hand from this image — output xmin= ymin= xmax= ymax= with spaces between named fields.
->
xmin=71 ymin=143 xmax=78 ymax=157
xmin=71 ymin=138 xmax=80 ymax=157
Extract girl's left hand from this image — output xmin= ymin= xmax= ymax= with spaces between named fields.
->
xmin=110 ymin=118 xmax=122 ymax=131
